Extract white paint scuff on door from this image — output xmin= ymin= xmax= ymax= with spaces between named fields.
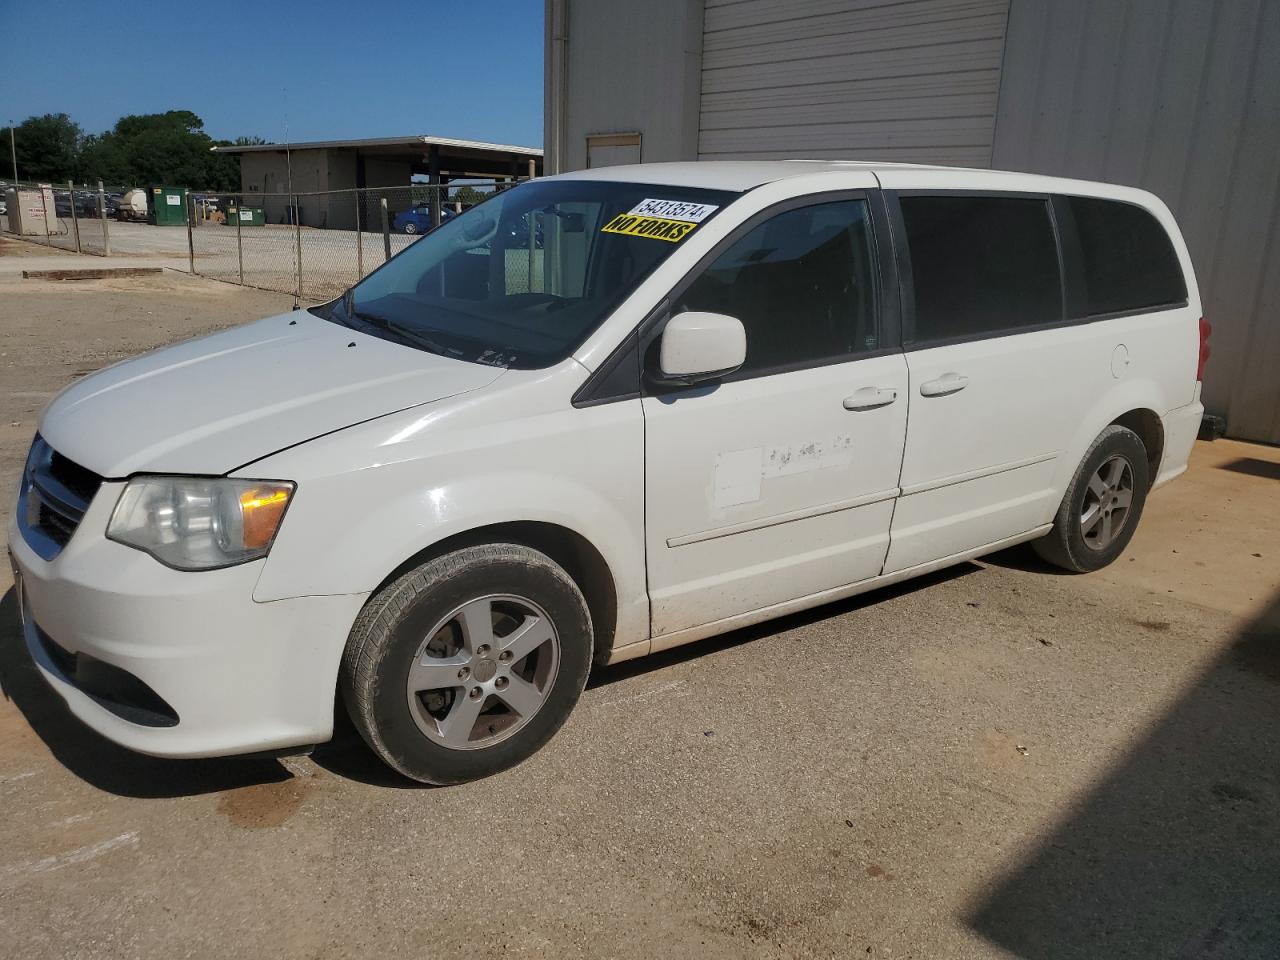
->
xmin=711 ymin=436 xmax=856 ymax=509
xmin=763 ymin=436 xmax=854 ymax=478
xmin=712 ymin=448 xmax=763 ymax=507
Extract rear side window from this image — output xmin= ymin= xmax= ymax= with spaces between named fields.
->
xmin=900 ymin=196 xmax=1062 ymax=343
xmin=1065 ymin=196 xmax=1187 ymax=316
xmin=677 ymin=199 xmax=879 ymax=376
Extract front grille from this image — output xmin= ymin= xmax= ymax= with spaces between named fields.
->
xmin=17 ymin=436 xmax=103 ymax=561
xmin=49 ymin=450 xmax=102 ymax=504
xmin=39 ymin=502 xmax=79 ymax=545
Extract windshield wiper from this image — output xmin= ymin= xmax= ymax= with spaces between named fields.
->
xmin=347 ymin=307 xmax=458 ymax=358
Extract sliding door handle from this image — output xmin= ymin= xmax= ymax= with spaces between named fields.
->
xmin=919 ymin=373 xmax=969 ymax=397
xmin=843 ymin=386 xmax=898 ymax=411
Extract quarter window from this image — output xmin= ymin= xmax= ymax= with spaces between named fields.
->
xmin=676 ymin=199 xmax=878 ymax=376
xmin=900 ymin=196 xmax=1062 ymax=343
xmin=1065 ymin=196 xmax=1187 ymax=316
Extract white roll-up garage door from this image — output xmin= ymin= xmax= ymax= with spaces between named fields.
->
xmin=698 ymin=0 xmax=1012 ymax=167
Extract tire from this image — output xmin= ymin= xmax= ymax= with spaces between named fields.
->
xmin=1033 ymin=424 xmax=1150 ymax=573
xmin=402 ymin=222 xmax=418 ymax=235
xmin=340 ymin=543 xmax=593 ymax=785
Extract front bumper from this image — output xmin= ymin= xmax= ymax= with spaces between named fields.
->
xmin=8 ymin=481 xmax=367 ymax=759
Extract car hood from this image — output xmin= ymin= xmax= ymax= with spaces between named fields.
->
xmin=38 ymin=310 xmax=505 ymax=477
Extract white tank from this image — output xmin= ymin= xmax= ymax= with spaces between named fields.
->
xmin=117 ymin=188 xmax=149 ymax=221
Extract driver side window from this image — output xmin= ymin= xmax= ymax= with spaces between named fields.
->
xmin=676 ymin=199 xmax=879 ymax=377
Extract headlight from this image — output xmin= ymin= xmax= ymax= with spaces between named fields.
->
xmin=107 ymin=476 xmax=295 ymax=571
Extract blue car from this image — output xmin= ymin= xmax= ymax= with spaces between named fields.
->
xmin=393 ymin=204 xmax=455 ymax=235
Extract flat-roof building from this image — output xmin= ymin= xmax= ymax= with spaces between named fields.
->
xmin=213 ymin=135 xmax=543 ymax=230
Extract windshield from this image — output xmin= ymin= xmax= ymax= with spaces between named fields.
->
xmin=317 ymin=180 xmax=737 ymax=369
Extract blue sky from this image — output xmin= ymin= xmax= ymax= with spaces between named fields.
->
xmin=4 ymin=0 xmax=544 ymax=147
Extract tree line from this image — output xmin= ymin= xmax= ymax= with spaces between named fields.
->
xmin=7 ymin=111 xmax=264 ymax=190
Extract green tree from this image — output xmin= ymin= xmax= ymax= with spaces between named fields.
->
xmin=204 ymin=135 xmax=265 ymax=191
xmin=78 ymin=111 xmax=257 ymax=190
xmin=453 ymin=185 xmax=495 ymax=208
xmin=11 ymin=113 xmax=82 ymax=182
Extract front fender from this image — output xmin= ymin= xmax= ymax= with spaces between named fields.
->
xmin=255 ymin=466 xmax=641 ymax=600
xmin=243 ymin=369 xmax=649 ymax=649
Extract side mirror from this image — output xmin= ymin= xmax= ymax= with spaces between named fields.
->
xmin=656 ymin=312 xmax=747 ymax=385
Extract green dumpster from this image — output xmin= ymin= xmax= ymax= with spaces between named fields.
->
xmin=226 ymin=204 xmax=265 ymax=226
xmin=150 ymin=186 xmax=188 ymax=226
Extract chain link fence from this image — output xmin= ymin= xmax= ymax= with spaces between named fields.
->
xmin=1 ymin=179 xmax=127 ymax=256
xmin=188 ymin=181 xmax=524 ymax=300
xmin=3 ymin=178 xmax=527 ymax=299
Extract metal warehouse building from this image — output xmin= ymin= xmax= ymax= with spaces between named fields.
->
xmin=544 ymin=0 xmax=1280 ymax=444
xmin=213 ymin=136 xmax=542 ymax=230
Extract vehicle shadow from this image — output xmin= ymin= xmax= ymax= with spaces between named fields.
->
xmin=1 ymin=562 xmax=983 ymax=794
xmin=978 ymin=541 xmax=1077 ymax=576
xmin=0 ymin=586 xmax=292 ymax=799
xmin=588 ymin=562 xmax=981 ymax=689
xmin=309 ymin=704 xmax=426 ymax=789
xmin=966 ymin=589 xmax=1280 ymax=958
xmin=312 ymin=562 xmax=984 ymax=787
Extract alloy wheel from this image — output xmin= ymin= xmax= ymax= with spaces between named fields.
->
xmin=405 ymin=594 xmax=560 ymax=750
xmin=1081 ymin=454 xmax=1134 ymax=550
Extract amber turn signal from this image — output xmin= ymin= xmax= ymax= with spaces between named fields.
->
xmin=239 ymin=485 xmax=293 ymax=550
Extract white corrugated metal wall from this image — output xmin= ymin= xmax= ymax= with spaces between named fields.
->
xmin=991 ymin=0 xmax=1280 ymax=444
xmin=544 ymin=0 xmax=704 ymax=174
xmin=698 ymin=0 xmax=1012 ymax=165
xmin=548 ymin=0 xmax=1278 ymax=441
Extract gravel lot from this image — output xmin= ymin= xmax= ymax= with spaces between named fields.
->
xmin=1 ymin=245 xmax=1278 ymax=959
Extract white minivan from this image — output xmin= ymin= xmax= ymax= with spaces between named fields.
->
xmin=9 ymin=162 xmax=1208 ymax=784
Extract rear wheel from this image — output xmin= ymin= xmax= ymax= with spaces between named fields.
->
xmin=340 ymin=544 xmax=593 ymax=784
xmin=403 ymin=221 xmax=418 ymax=235
xmin=1034 ymin=425 xmax=1150 ymax=573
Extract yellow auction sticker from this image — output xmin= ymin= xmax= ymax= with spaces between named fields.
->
xmin=600 ymin=213 xmax=699 ymax=243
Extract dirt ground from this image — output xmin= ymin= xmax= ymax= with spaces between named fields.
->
xmin=0 ymin=251 xmax=294 ymax=520
xmin=1 ymin=251 xmax=1278 ymax=959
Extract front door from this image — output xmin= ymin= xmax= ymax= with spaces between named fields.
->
xmin=642 ymin=195 xmax=908 ymax=638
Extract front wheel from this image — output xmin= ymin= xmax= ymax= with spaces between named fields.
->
xmin=340 ymin=543 xmax=593 ymax=785
xmin=1034 ymin=424 xmax=1150 ymax=573
xmin=402 ymin=221 xmax=418 ymax=235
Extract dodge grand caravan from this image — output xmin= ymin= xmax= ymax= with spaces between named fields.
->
xmin=9 ymin=162 xmax=1207 ymax=784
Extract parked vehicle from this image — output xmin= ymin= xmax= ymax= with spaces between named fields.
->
xmin=74 ymin=191 xmax=109 ymax=217
xmin=10 ymin=162 xmax=1206 ymax=784
xmin=392 ymin=203 xmax=457 ymax=234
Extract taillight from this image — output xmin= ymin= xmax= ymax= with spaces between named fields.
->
xmin=1197 ymin=317 xmax=1211 ymax=381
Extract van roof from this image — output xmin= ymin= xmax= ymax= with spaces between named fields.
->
xmin=545 ymin=160 xmax=1158 ymax=205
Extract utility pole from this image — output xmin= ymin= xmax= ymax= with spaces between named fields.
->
xmin=9 ymin=122 xmax=17 ymax=183
xmin=283 ymin=89 xmax=299 ymax=310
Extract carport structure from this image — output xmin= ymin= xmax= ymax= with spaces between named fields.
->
xmin=213 ymin=135 xmax=544 ymax=229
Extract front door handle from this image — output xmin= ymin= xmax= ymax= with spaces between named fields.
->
xmin=843 ymin=386 xmax=898 ymax=411
xmin=919 ymin=372 xmax=969 ymax=397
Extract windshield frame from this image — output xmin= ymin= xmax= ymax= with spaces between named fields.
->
xmin=313 ymin=179 xmax=741 ymax=370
